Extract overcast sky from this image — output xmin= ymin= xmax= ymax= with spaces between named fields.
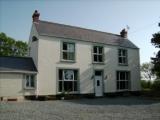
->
xmin=0 ymin=0 xmax=160 ymax=64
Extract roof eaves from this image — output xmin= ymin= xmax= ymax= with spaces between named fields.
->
xmin=0 ymin=70 xmax=38 ymax=74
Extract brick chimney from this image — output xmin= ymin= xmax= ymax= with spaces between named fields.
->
xmin=32 ymin=10 xmax=40 ymax=23
xmin=120 ymin=28 xmax=127 ymax=38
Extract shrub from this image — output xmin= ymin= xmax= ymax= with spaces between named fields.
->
xmin=151 ymin=80 xmax=160 ymax=90
xmin=141 ymin=80 xmax=152 ymax=89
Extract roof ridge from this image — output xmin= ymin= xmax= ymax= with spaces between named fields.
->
xmin=39 ymin=20 xmax=121 ymax=37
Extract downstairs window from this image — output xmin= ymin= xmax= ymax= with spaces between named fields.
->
xmin=58 ymin=69 xmax=78 ymax=92
xmin=117 ymin=71 xmax=130 ymax=90
xmin=25 ymin=75 xmax=35 ymax=89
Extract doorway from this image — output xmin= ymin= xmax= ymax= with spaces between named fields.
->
xmin=94 ymin=70 xmax=103 ymax=97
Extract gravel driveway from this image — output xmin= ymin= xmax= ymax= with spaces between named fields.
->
xmin=0 ymin=97 xmax=160 ymax=120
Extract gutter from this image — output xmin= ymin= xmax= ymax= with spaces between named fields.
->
xmin=0 ymin=71 xmax=38 ymax=74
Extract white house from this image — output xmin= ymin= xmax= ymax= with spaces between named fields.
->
xmin=0 ymin=10 xmax=141 ymax=100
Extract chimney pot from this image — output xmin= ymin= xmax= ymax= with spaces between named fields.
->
xmin=32 ymin=10 xmax=40 ymax=23
xmin=120 ymin=28 xmax=127 ymax=38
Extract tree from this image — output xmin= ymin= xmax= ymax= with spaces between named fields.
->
xmin=0 ymin=32 xmax=28 ymax=56
xmin=151 ymin=31 xmax=160 ymax=79
xmin=141 ymin=62 xmax=155 ymax=81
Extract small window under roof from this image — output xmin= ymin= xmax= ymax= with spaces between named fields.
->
xmin=32 ymin=36 xmax=38 ymax=42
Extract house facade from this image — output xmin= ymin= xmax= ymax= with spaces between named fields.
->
xmin=28 ymin=11 xmax=141 ymax=97
xmin=0 ymin=10 xmax=141 ymax=100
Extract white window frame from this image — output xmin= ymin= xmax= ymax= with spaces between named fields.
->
xmin=117 ymin=71 xmax=130 ymax=91
xmin=61 ymin=42 xmax=75 ymax=61
xmin=24 ymin=74 xmax=35 ymax=89
xmin=118 ymin=49 xmax=128 ymax=65
xmin=92 ymin=46 xmax=104 ymax=63
xmin=58 ymin=69 xmax=78 ymax=93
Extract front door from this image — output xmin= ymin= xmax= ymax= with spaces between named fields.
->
xmin=94 ymin=70 xmax=103 ymax=97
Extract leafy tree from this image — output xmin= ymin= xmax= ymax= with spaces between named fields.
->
xmin=141 ymin=62 xmax=155 ymax=80
xmin=151 ymin=25 xmax=160 ymax=79
xmin=0 ymin=32 xmax=28 ymax=56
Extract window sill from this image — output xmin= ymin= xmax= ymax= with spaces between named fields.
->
xmin=60 ymin=60 xmax=76 ymax=63
xmin=92 ymin=62 xmax=105 ymax=65
xmin=117 ymin=89 xmax=129 ymax=92
xmin=24 ymin=87 xmax=35 ymax=90
xmin=118 ymin=63 xmax=128 ymax=66
xmin=57 ymin=91 xmax=79 ymax=94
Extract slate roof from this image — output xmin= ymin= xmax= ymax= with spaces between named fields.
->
xmin=0 ymin=56 xmax=37 ymax=73
xmin=35 ymin=20 xmax=138 ymax=49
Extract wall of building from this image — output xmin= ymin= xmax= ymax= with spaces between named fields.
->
xmin=35 ymin=35 xmax=141 ymax=96
xmin=28 ymin=24 xmax=39 ymax=96
xmin=28 ymin=24 xmax=39 ymax=68
xmin=0 ymin=73 xmax=36 ymax=98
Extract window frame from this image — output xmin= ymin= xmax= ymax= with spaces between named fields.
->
xmin=92 ymin=46 xmax=104 ymax=63
xmin=118 ymin=49 xmax=128 ymax=65
xmin=116 ymin=71 xmax=130 ymax=91
xmin=24 ymin=74 xmax=35 ymax=89
xmin=58 ymin=68 xmax=79 ymax=93
xmin=61 ymin=42 xmax=76 ymax=62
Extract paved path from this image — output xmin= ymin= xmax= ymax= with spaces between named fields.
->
xmin=0 ymin=97 xmax=160 ymax=120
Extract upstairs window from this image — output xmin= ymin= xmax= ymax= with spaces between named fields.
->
xmin=93 ymin=46 xmax=104 ymax=63
xmin=118 ymin=49 xmax=128 ymax=65
xmin=62 ymin=42 xmax=75 ymax=61
xmin=25 ymin=75 xmax=35 ymax=89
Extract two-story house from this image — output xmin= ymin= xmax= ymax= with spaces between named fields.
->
xmin=0 ymin=10 xmax=140 ymax=100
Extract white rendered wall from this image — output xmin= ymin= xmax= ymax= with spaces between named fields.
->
xmin=35 ymin=35 xmax=141 ymax=95
xmin=0 ymin=73 xmax=36 ymax=97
